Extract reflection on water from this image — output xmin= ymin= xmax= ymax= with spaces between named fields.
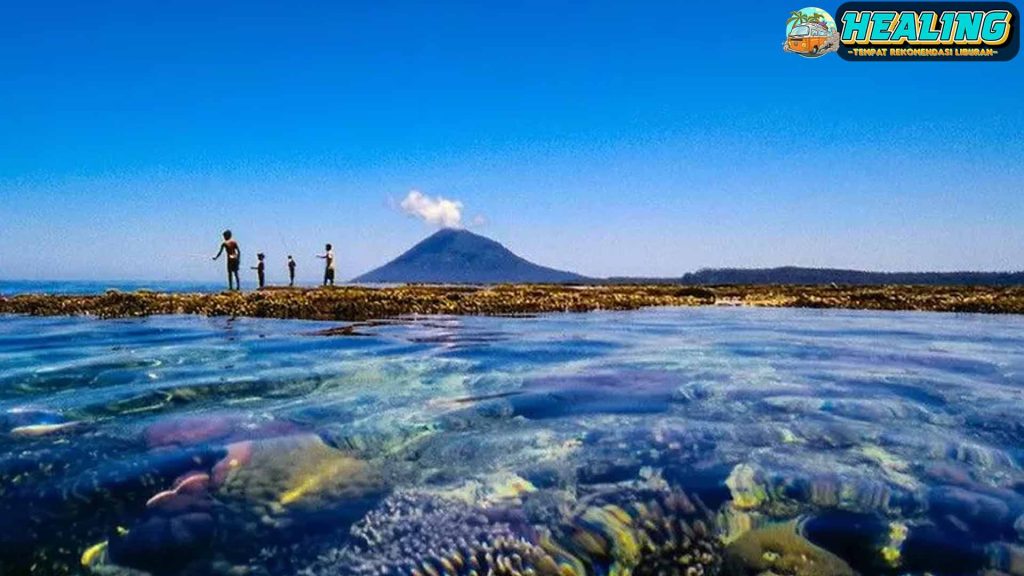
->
xmin=1 ymin=308 xmax=1023 ymax=575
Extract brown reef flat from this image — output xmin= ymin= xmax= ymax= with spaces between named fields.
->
xmin=1 ymin=284 xmax=1023 ymax=320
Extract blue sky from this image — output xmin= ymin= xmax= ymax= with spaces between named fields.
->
xmin=1 ymin=1 xmax=1021 ymax=282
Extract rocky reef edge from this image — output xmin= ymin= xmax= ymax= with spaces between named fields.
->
xmin=2 ymin=284 xmax=1023 ymax=320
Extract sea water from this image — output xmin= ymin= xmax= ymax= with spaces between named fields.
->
xmin=0 ymin=280 xmax=226 ymax=296
xmin=1 ymin=308 xmax=1022 ymax=575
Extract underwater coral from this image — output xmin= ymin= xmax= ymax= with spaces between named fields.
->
xmin=301 ymin=487 xmax=727 ymax=576
xmin=722 ymin=520 xmax=855 ymax=576
xmin=300 ymin=492 xmax=534 ymax=576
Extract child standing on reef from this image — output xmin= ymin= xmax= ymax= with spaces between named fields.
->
xmin=212 ymin=230 xmax=241 ymax=291
xmin=252 ymin=253 xmax=266 ymax=289
xmin=287 ymin=255 xmax=296 ymax=287
xmin=317 ymin=243 xmax=336 ymax=287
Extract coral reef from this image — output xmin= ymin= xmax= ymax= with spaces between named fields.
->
xmin=0 ymin=437 xmax=224 ymax=575
xmin=551 ymin=489 xmax=724 ymax=576
xmin=300 ymin=486 xmax=726 ymax=576
xmin=726 ymin=465 xmax=768 ymax=511
xmin=410 ymin=536 xmax=561 ymax=576
xmin=80 ymin=434 xmax=385 ymax=575
xmin=795 ymin=510 xmax=904 ymax=575
xmin=722 ymin=520 xmax=855 ymax=576
xmin=301 ymin=492 xmax=536 ymax=576
xmin=212 ymin=434 xmax=384 ymax=522
xmin=3 ymin=283 xmax=1022 ymax=321
xmin=0 ymin=285 xmax=714 ymax=320
xmin=723 ymin=463 xmax=924 ymax=519
xmin=712 ymin=284 xmax=1024 ymax=315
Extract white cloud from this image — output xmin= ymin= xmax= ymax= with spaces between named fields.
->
xmin=399 ymin=189 xmax=464 ymax=228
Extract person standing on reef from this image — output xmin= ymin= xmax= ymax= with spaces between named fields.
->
xmin=251 ymin=253 xmax=266 ymax=289
xmin=317 ymin=243 xmax=336 ymax=287
xmin=212 ymin=230 xmax=241 ymax=291
xmin=287 ymin=255 xmax=296 ymax=287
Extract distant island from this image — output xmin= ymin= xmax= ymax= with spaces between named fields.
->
xmin=354 ymin=228 xmax=589 ymax=284
xmin=609 ymin=267 xmax=1024 ymax=287
xmin=352 ymin=228 xmax=1023 ymax=287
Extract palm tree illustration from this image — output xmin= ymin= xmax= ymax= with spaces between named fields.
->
xmin=787 ymin=10 xmax=810 ymax=30
xmin=787 ymin=10 xmax=827 ymax=32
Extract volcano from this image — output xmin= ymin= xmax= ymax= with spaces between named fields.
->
xmin=354 ymin=228 xmax=590 ymax=284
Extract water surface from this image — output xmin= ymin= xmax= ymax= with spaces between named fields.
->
xmin=1 ymin=308 xmax=1022 ymax=575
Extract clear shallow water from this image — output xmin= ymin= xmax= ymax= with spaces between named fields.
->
xmin=1 ymin=308 xmax=1023 ymax=575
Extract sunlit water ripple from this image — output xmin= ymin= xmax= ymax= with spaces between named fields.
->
xmin=1 ymin=308 xmax=1023 ymax=575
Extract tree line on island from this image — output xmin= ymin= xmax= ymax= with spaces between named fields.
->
xmin=605 ymin=268 xmax=1024 ymax=287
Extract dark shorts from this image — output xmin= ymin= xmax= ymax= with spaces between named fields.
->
xmin=228 ymin=259 xmax=240 ymax=272
xmin=324 ymin=268 xmax=335 ymax=280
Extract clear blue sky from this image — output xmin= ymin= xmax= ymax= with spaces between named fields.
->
xmin=1 ymin=1 xmax=1021 ymax=282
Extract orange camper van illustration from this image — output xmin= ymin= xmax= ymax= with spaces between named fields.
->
xmin=783 ymin=8 xmax=839 ymax=58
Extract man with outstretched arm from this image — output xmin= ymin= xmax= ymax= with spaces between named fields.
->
xmin=317 ymin=243 xmax=336 ymax=286
xmin=212 ymin=229 xmax=242 ymax=290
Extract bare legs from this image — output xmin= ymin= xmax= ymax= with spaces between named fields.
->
xmin=227 ymin=268 xmax=241 ymax=291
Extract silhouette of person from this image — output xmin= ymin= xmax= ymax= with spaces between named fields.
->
xmin=317 ymin=243 xmax=336 ymax=286
xmin=212 ymin=230 xmax=241 ymax=290
xmin=287 ymin=255 xmax=296 ymax=287
xmin=251 ymin=253 xmax=266 ymax=289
